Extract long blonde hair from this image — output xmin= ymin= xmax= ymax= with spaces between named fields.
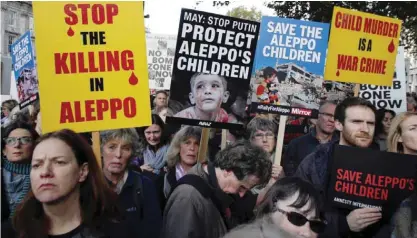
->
xmin=387 ymin=112 xmax=417 ymax=153
xmin=165 ymin=126 xmax=202 ymax=168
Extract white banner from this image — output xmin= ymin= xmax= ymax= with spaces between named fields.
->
xmin=146 ymin=34 xmax=176 ymax=90
xmin=359 ymin=46 xmax=407 ymax=114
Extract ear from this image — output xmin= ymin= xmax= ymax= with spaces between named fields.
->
xmin=222 ymin=91 xmax=230 ymax=103
xmin=78 ymin=163 xmax=89 ymax=183
xmin=398 ymin=136 xmax=403 ymax=143
xmin=189 ymin=92 xmax=195 ymax=105
xmin=335 ymin=120 xmax=343 ymax=132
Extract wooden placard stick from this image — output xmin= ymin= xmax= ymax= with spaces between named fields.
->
xmin=273 ymin=115 xmax=288 ymax=165
xmin=221 ymin=129 xmax=227 ymax=150
xmin=354 ymin=84 xmax=360 ymax=97
xmin=198 ymin=128 xmax=211 ymax=163
xmin=92 ymin=131 xmax=102 ymax=169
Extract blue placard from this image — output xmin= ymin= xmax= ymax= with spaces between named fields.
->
xmin=11 ymin=31 xmax=39 ymax=108
xmin=250 ymin=17 xmax=330 ymax=116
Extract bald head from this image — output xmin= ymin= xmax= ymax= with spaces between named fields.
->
xmin=317 ymin=101 xmax=337 ymax=135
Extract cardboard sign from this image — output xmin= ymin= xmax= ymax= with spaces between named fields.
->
xmin=146 ymin=34 xmax=176 ymax=90
xmin=250 ymin=17 xmax=330 ymax=117
xmin=328 ymin=145 xmax=417 ymax=219
xmin=33 ymin=2 xmax=151 ymax=133
xmin=359 ymin=46 xmax=407 ymax=114
xmin=324 ymin=7 xmax=402 ymax=86
xmin=166 ymin=9 xmax=259 ymax=130
xmin=11 ymin=31 xmax=39 ymax=109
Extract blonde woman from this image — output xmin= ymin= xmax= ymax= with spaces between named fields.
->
xmin=388 ymin=112 xmax=417 ymax=238
xmin=162 ymin=126 xmax=202 ymax=198
xmin=387 ymin=112 xmax=417 ymax=155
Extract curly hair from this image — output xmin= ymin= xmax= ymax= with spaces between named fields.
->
xmin=213 ymin=140 xmax=272 ymax=186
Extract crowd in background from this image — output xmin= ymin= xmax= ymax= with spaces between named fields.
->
xmin=0 ymin=90 xmax=416 ymax=238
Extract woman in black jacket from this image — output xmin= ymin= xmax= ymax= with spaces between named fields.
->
xmin=2 ymin=129 xmax=128 ymax=238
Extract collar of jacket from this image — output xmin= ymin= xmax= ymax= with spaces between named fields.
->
xmin=314 ymin=140 xmax=339 ymax=186
xmin=207 ymin=162 xmax=234 ymax=209
xmin=310 ymin=127 xmax=339 ymax=144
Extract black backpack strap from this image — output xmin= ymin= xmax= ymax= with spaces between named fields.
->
xmin=170 ymin=174 xmax=228 ymax=225
xmin=172 ymin=174 xmax=213 ymax=198
xmin=131 ymin=171 xmax=144 ymax=220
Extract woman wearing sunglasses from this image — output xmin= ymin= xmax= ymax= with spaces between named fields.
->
xmin=225 ymin=177 xmax=326 ymax=238
xmin=1 ymin=120 xmax=39 ymax=220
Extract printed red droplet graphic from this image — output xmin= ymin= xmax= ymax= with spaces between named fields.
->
xmin=388 ymin=40 xmax=395 ymax=53
xmin=67 ymin=27 xmax=74 ymax=37
xmin=129 ymin=72 xmax=138 ymax=85
xmin=336 ymin=70 xmax=340 ymax=77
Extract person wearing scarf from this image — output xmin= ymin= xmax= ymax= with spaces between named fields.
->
xmin=1 ymin=120 xmax=38 ymax=219
xmin=132 ymin=114 xmax=170 ymax=176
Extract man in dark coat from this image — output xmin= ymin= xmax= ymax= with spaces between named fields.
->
xmin=283 ymin=101 xmax=338 ymax=176
xmin=161 ymin=141 xmax=272 ymax=238
xmin=295 ymin=97 xmax=390 ymax=238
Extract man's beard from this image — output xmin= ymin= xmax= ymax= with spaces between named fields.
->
xmin=341 ymin=131 xmax=372 ymax=148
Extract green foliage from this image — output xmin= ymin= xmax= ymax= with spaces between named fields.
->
xmin=266 ymin=1 xmax=417 ymax=55
xmin=226 ymin=6 xmax=262 ymax=22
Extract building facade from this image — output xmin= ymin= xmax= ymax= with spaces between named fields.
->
xmin=408 ymin=67 xmax=417 ymax=93
xmin=1 ymin=1 xmax=34 ymax=95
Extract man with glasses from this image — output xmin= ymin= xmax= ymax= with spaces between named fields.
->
xmin=283 ymin=101 xmax=338 ymax=176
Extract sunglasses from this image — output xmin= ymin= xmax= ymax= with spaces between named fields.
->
xmin=276 ymin=208 xmax=326 ymax=233
xmin=4 ymin=136 xmax=33 ymax=146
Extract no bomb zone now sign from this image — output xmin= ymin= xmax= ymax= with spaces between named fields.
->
xmin=33 ymin=2 xmax=151 ymax=133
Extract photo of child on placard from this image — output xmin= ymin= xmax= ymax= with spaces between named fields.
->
xmin=166 ymin=9 xmax=259 ymax=129
xmin=11 ymin=31 xmax=39 ymax=109
xmin=174 ymin=73 xmax=233 ymax=122
xmin=254 ymin=67 xmax=281 ymax=104
xmin=249 ymin=16 xmax=356 ymax=115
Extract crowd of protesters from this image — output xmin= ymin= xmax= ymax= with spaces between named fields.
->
xmin=1 ymin=90 xmax=416 ymax=238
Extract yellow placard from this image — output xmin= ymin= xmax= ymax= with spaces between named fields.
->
xmin=33 ymin=2 xmax=151 ymax=133
xmin=324 ymin=7 xmax=402 ymax=86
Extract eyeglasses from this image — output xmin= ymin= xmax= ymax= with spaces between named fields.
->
xmin=4 ymin=136 xmax=33 ymax=146
xmin=275 ymin=208 xmax=326 ymax=233
xmin=318 ymin=112 xmax=334 ymax=119
xmin=253 ymin=133 xmax=275 ymax=140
